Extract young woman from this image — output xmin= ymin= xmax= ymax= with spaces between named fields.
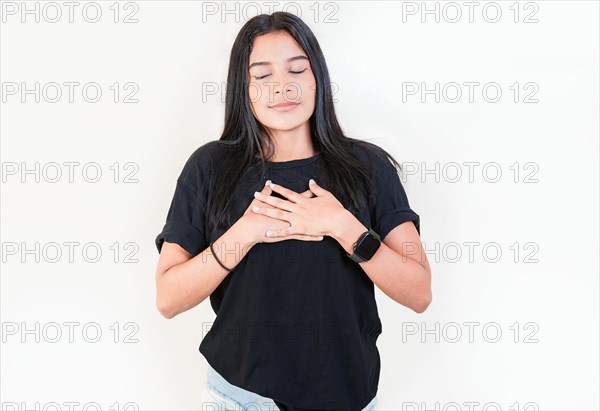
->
xmin=155 ymin=11 xmax=432 ymax=411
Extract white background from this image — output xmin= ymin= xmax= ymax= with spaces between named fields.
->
xmin=1 ymin=1 xmax=598 ymax=410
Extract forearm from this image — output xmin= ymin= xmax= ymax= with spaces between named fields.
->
xmin=330 ymin=211 xmax=431 ymax=313
xmin=157 ymin=218 xmax=258 ymax=318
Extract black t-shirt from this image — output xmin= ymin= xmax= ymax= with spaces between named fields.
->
xmin=155 ymin=141 xmax=420 ymax=411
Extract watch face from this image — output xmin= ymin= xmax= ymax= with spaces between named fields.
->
xmin=356 ymin=233 xmax=381 ymax=259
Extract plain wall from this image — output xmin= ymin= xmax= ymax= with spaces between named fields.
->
xmin=1 ymin=1 xmax=598 ymax=410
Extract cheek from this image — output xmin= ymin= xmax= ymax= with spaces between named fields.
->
xmin=300 ymin=75 xmax=316 ymax=97
xmin=248 ymin=82 xmax=263 ymax=105
xmin=249 ymin=83 xmax=276 ymax=107
xmin=248 ymin=86 xmax=269 ymax=122
xmin=300 ymin=81 xmax=316 ymax=107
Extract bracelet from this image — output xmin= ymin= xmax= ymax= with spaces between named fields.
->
xmin=209 ymin=241 xmax=233 ymax=272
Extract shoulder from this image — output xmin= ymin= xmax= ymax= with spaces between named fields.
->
xmin=184 ymin=140 xmax=226 ymax=168
xmin=348 ymin=139 xmax=397 ymax=173
xmin=178 ymin=140 xmax=229 ymax=190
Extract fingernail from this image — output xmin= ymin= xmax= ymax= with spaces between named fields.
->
xmin=264 ymin=179 xmax=271 ymax=186
xmin=266 ymin=231 xmax=272 ymax=237
xmin=318 ymin=236 xmax=324 ymax=240
xmin=254 ymin=191 xmax=260 ymax=198
xmin=309 ymin=179 xmax=316 ymax=184
xmin=252 ymin=205 xmax=260 ymax=212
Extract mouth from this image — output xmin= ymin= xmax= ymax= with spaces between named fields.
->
xmin=270 ymin=102 xmax=299 ymax=112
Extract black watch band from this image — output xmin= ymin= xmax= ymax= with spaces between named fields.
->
xmin=345 ymin=228 xmax=382 ymax=263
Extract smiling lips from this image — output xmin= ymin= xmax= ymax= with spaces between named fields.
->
xmin=270 ymin=102 xmax=299 ymax=112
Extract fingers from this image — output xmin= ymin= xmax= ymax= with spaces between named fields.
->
xmin=266 ymin=234 xmax=324 ymax=242
xmin=245 ymin=180 xmax=273 ymax=214
xmin=308 ymin=179 xmax=328 ymax=197
xmin=267 ymin=182 xmax=316 ymax=199
xmin=268 ymin=182 xmax=303 ymax=203
xmin=251 ymin=181 xmax=314 ymax=215
xmin=262 ymin=179 xmax=273 ymax=194
xmin=300 ymin=189 xmax=315 ymax=198
xmin=291 ymin=234 xmax=324 ymax=241
xmin=253 ymin=190 xmax=295 ymax=213
xmin=256 ymin=180 xmax=273 ymax=201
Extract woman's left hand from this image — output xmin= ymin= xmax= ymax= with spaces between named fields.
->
xmin=251 ymin=179 xmax=348 ymax=239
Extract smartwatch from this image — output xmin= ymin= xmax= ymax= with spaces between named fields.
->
xmin=346 ymin=228 xmax=382 ymax=263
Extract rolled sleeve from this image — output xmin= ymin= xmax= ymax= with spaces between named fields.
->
xmin=370 ymin=150 xmax=421 ymax=241
xmin=155 ymin=179 xmax=208 ymax=257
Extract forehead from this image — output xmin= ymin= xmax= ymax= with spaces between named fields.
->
xmin=249 ymin=31 xmax=305 ymax=64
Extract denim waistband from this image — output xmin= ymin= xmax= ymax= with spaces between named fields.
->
xmin=205 ymin=362 xmax=377 ymax=410
xmin=206 ymin=363 xmax=279 ymax=410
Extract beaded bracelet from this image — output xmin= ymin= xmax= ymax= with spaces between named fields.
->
xmin=209 ymin=241 xmax=233 ymax=272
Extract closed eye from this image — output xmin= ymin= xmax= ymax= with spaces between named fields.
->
xmin=253 ymin=68 xmax=308 ymax=80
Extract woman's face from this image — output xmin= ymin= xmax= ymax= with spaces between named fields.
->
xmin=248 ymin=30 xmax=316 ymax=133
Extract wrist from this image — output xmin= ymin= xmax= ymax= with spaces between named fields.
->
xmin=331 ymin=210 xmax=369 ymax=255
xmin=232 ymin=216 xmax=260 ymax=250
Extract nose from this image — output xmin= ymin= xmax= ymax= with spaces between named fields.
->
xmin=271 ymin=74 xmax=299 ymax=101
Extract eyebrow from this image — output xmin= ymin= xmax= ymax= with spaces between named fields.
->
xmin=249 ymin=55 xmax=309 ymax=70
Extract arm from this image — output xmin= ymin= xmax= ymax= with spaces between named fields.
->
xmin=330 ymin=210 xmax=432 ymax=313
xmin=155 ymin=217 xmax=257 ymax=319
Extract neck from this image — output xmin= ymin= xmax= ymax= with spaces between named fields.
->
xmin=262 ymin=123 xmax=317 ymax=162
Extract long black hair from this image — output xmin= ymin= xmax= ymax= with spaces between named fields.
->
xmin=204 ymin=11 xmax=403 ymax=238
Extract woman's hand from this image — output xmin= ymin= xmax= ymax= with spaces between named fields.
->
xmin=241 ymin=180 xmax=325 ymax=244
xmin=251 ymin=179 xmax=348 ymax=239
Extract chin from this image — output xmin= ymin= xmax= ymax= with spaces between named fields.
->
xmin=264 ymin=123 xmax=302 ymax=132
xmin=263 ymin=116 xmax=309 ymax=131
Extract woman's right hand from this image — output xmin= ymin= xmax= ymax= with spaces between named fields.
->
xmin=241 ymin=180 xmax=324 ymax=244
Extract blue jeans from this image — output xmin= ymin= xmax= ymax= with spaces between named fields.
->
xmin=201 ymin=363 xmax=377 ymax=410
